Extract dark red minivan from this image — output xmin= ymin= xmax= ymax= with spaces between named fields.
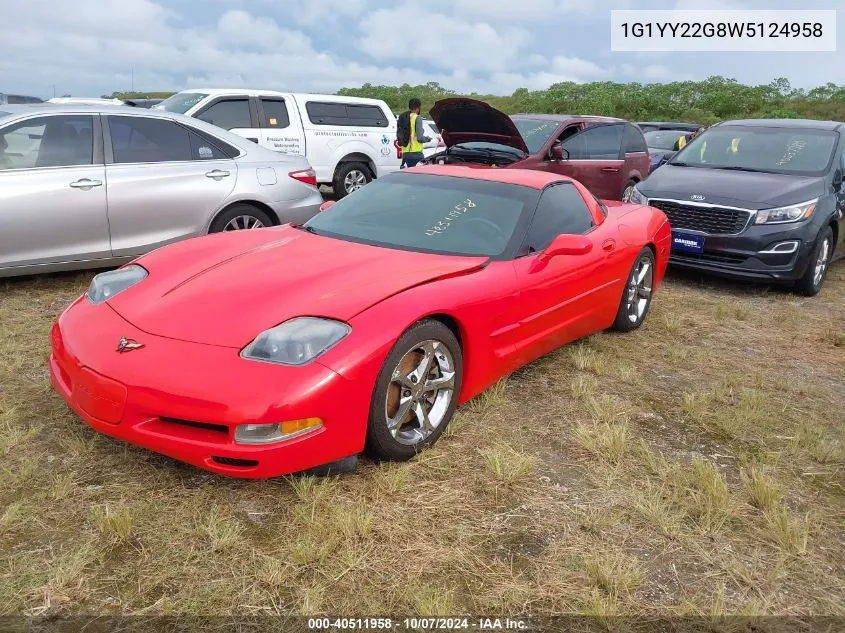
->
xmin=424 ymin=98 xmax=650 ymax=201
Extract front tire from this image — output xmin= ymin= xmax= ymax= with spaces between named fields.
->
xmin=333 ymin=162 xmax=372 ymax=198
xmin=208 ymin=203 xmax=273 ymax=233
xmin=794 ymin=226 xmax=833 ymax=297
xmin=365 ymin=319 xmax=463 ymax=461
xmin=612 ymin=247 xmax=656 ymax=332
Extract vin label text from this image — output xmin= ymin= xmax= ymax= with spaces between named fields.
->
xmin=610 ymin=10 xmax=836 ymax=51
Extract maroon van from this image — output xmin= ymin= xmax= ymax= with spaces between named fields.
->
xmin=424 ymin=98 xmax=650 ymax=201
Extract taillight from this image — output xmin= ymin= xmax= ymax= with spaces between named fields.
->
xmin=289 ymin=168 xmax=318 ymax=187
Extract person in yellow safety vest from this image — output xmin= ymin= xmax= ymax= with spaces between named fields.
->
xmin=397 ymin=97 xmax=431 ymax=169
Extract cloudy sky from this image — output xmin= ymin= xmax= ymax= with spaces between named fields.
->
xmin=2 ymin=0 xmax=843 ymax=99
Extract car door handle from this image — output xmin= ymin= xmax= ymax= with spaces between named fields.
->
xmin=205 ymin=170 xmax=231 ymax=179
xmin=602 ymin=239 xmax=616 ymax=251
xmin=600 ymin=166 xmax=621 ymax=172
xmin=69 ymin=179 xmax=103 ymax=189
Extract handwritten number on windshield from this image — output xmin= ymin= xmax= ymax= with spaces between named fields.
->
xmin=425 ymin=198 xmax=477 ymax=236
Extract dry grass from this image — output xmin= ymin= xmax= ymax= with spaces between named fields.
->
xmin=0 ymin=262 xmax=843 ymax=616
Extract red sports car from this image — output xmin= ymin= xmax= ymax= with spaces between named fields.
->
xmin=49 ymin=166 xmax=670 ymax=479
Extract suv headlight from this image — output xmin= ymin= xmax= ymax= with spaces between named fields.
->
xmin=86 ymin=265 xmax=147 ymax=304
xmin=628 ymin=185 xmax=647 ymax=205
xmin=755 ymin=199 xmax=817 ymax=225
xmin=240 ymin=317 xmax=350 ymax=366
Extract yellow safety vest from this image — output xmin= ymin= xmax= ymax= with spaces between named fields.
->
xmin=677 ymin=135 xmax=687 ymax=149
xmin=729 ymin=138 xmax=740 ymax=153
xmin=403 ymin=112 xmax=424 ymax=154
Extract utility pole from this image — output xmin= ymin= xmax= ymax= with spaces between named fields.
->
xmin=52 ymin=84 xmax=56 ymax=97
xmin=131 ymin=67 xmax=134 ymax=93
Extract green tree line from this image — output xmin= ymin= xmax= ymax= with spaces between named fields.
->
xmin=111 ymin=76 xmax=845 ymax=123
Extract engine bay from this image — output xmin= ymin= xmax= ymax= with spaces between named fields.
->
xmin=421 ymin=146 xmax=524 ymax=168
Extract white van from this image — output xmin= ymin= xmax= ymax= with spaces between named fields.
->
xmin=156 ymin=89 xmax=401 ymax=197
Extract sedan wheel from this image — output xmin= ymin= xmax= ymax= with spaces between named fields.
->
xmin=386 ymin=340 xmax=456 ymax=446
xmin=612 ymin=247 xmax=656 ymax=332
xmin=223 ymin=215 xmax=265 ymax=231
xmin=366 ymin=319 xmax=463 ymax=461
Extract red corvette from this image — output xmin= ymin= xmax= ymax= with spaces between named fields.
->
xmin=49 ymin=166 xmax=670 ymax=478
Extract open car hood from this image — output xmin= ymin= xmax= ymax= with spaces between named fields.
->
xmin=429 ymin=98 xmax=529 ymax=154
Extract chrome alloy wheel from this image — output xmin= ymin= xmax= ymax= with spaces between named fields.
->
xmin=626 ymin=255 xmax=654 ymax=323
xmin=813 ymin=236 xmax=831 ymax=288
xmin=223 ymin=215 xmax=265 ymax=231
xmin=385 ymin=340 xmax=456 ymax=446
xmin=344 ymin=169 xmax=367 ymax=193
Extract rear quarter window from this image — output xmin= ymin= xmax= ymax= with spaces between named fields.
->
xmin=305 ymin=101 xmax=389 ymax=128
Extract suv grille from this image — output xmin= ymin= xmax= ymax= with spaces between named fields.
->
xmin=649 ymin=200 xmax=751 ymax=235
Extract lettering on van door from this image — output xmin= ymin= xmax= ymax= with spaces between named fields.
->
xmin=313 ymin=131 xmax=368 ymax=138
xmin=266 ymin=136 xmax=302 ymax=154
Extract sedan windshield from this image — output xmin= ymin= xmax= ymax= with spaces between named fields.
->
xmin=672 ymin=126 xmax=838 ymax=176
xmin=156 ymin=92 xmax=208 ymax=114
xmin=644 ymin=130 xmax=688 ymax=150
xmin=302 ymin=172 xmax=539 ymax=258
xmin=512 ymin=118 xmax=560 ymax=153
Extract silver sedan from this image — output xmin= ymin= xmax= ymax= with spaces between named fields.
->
xmin=0 ymin=104 xmax=324 ymax=277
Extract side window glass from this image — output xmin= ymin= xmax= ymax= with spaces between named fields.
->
xmin=624 ymin=125 xmax=647 ymax=153
xmin=0 ymin=115 xmax=93 ymax=170
xmin=523 ymin=184 xmax=595 ymax=253
xmin=109 ymin=116 xmax=192 ymax=164
xmin=582 ymin=124 xmax=625 ymax=159
xmin=188 ymin=131 xmax=230 ymax=160
xmin=261 ymin=99 xmax=290 ymax=128
xmin=196 ymin=99 xmax=252 ymax=130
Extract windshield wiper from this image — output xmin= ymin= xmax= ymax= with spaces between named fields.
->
xmin=667 ymin=161 xmax=692 ymax=167
xmin=453 ymin=144 xmax=524 ymax=158
xmin=710 ymin=165 xmax=769 ymax=173
xmin=299 ymin=225 xmax=321 ymax=235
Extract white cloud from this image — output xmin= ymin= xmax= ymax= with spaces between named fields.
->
xmin=357 ymin=4 xmax=532 ymax=74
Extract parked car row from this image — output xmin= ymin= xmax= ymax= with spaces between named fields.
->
xmin=1 ymin=89 xmax=842 ymax=294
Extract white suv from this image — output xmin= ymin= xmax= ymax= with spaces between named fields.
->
xmin=157 ymin=89 xmax=401 ymax=197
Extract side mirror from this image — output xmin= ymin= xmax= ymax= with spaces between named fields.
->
xmin=541 ymin=234 xmax=593 ymax=260
xmin=319 ymin=200 xmax=336 ymax=212
xmin=549 ymin=144 xmax=568 ymax=161
xmin=833 ymin=169 xmax=844 ymax=188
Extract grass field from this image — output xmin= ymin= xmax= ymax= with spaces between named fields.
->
xmin=0 ymin=259 xmax=843 ymax=618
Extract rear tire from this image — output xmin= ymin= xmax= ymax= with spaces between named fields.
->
xmin=209 ymin=203 xmax=273 ymax=233
xmin=612 ymin=248 xmax=656 ymax=332
xmin=333 ymin=162 xmax=372 ymax=198
xmin=365 ymin=319 xmax=462 ymax=462
xmin=794 ymin=226 xmax=833 ymax=297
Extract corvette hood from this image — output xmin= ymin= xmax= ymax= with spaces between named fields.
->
xmin=107 ymin=225 xmax=488 ymax=348
xmin=429 ymin=98 xmax=529 ymax=154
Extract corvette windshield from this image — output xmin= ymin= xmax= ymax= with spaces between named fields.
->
xmin=302 ymin=172 xmax=539 ymax=257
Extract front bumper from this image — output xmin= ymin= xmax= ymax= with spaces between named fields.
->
xmin=49 ymin=298 xmax=369 ymax=478
xmin=668 ymin=221 xmax=820 ymax=283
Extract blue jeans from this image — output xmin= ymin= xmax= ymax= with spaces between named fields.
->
xmin=401 ymin=152 xmax=424 ymax=168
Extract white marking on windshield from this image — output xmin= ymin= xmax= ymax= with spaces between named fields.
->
xmin=425 ymin=198 xmax=476 ymax=236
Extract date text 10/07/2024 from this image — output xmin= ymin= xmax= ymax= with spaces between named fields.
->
xmin=307 ymin=617 xmax=530 ymax=630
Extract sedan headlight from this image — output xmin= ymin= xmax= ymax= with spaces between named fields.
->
xmin=85 ymin=265 xmax=147 ymax=304
xmin=628 ymin=185 xmax=647 ymax=205
xmin=754 ymin=199 xmax=817 ymax=225
xmin=240 ymin=317 xmax=350 ymax=366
